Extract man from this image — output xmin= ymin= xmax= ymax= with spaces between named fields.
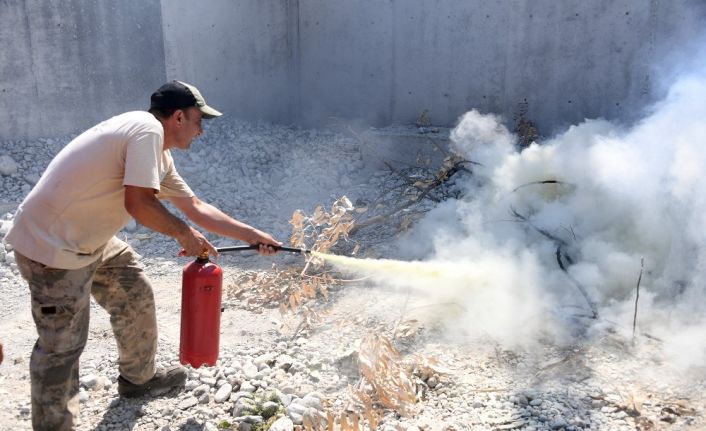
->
xmin=5 ymin=81 xmax=282 ymax=430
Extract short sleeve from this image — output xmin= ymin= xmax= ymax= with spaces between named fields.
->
xmin=123 ymin=130 xmax=162 ymax=191
xmin=156 ymin=153 xmax=195 ymax=199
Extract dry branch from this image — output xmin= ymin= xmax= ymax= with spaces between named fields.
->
xmin=383 ymin=161 xmax=441 ymax=203
xmin=222 ymin=196 xmax=360 ymax=336
xmin=351 ymin=155 xmax=472 ymax=235
xmin=511 ymin=207 xmax=598 ymax=318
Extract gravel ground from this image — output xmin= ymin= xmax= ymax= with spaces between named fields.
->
xmin=1 ymin=118 xmax=705 ymax=430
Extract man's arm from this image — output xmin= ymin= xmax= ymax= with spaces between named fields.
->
xmin=124 ymin=186 xmax=217 ymax=256
xmin=167 ymin=195 xmax=282 ymax=255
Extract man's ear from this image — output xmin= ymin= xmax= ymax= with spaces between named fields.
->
xmin=175 ymin=109 xmax=185 ymax=125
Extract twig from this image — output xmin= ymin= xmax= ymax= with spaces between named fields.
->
xmin=352 ymin=159 xmax=471 ymax=234
xmin=383 ymin=161 xmax=441 ymax=203
xmin=632 ymin=258 xmax=644 ymax=340
xmin=511 ymin=207 xmax=569 ymax=248
xmin=427 ymin=137 xmax=449 ymax=157
xmin=558 ymin=246 xmax=597 ymax=318
xmin=512 ymin=207 xmax=597 ymax=318
xmin=512 ymin=179 xmax=571 ymax=193
xmin=350 ymin=187 xmax=436 ymax=234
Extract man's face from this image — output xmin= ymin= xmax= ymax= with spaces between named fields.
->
xmin=175 ymin=107 xmax=203 ymax=150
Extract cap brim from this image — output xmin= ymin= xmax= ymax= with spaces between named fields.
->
xmin=199 ymin=104 xmax=222 ymax=119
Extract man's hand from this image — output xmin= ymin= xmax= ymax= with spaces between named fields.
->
xmin=176 ymin=226 xmax=218 ymax=257
xmin=247 ymin=229 xmax=283 ymax=256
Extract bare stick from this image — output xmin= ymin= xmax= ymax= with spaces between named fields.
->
xmin=632 ymin=258 xmax=644 ymax=340
xmin=512 ymin=179 xmax=571 ymax=193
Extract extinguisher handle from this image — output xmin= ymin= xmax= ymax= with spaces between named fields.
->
xmin=216 ymin=245 xmax=311 ymax=254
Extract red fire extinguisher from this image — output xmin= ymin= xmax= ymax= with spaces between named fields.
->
xmin=179 ymin=245 xmax=307 ymax=368
xmin=180 ymin=251 xmax=223 ymax=368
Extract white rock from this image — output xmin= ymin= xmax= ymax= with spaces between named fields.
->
xmin=276 ymin=354 xmax=294 ymax=370
xmin=79 ymin=374 xmax=99 ymax=389
xmin=23 ymin=174 xmax=39 ymax=185
xmin=230 ymin=391 xmax=254 ymax=402
xmin=125 ymin=218 xmax=138 ymax=232
xmin=269 ymin=417 xmax=294 ymax=431
xmin=193 ymin=384 xmax=210 ymax=397
xmin=0 ymin=155 xmax=17 ymax=176
xmin=78 ymin=388 xmax=89 ymax=403
xmin=254 ymin=353 xmax=274 ymax=369
xmin=288 ymin=412 xmax=303 ymax=425
xmin=276 ymin=390 xmax=292 ymax=406
xmin=0 ymin=220 xmax=12 ymax=236
xmin=199 ymin=368 xmax=215 ymax=378
xmin=201 ymin=376 xmax=217 ymax=386
xmin=214 ymin=383 xmax=232 ymax=403
xmin=240 ymin=381 xmax=256 ymax=392
xmin=300 ymin=394 xmax=322 ymax=410
xmin=243 ymin=363 xmax=259 ymax=379
xmin=280 ymin=385 xmax=296 ymax=395
xmin=287 ymin=403 xmax=306 ymax=416
xmin=427 ymin=375 xmax=439 ymax=388
xmin=179 ymin=396 xmax=199 ymax=410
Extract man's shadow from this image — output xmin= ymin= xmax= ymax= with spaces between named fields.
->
xmin=92 ymin=388 xmax=187 ymax=430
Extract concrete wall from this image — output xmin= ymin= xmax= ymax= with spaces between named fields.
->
xmin=2 ymin=1 xmax=705 ymax=141
xmin=163 ymin=0 xmax=706 ymax=135
xmin=160 ymin=1 xmax=294 ymax=125
xmin=0 ymin=0 xmax=165 ymax=141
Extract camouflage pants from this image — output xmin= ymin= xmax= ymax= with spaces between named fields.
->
xmin=15 ymin=237 xmax=158 ymax=431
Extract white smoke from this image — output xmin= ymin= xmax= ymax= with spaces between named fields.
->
xmin=393 ymin=69 xmax=706 ymax=360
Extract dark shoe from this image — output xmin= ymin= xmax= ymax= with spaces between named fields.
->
xmin=118 ymin=365 xmax=188 ymax=398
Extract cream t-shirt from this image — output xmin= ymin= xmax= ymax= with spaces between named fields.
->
xmin=5 ymin=111 xmax=194 ymax=269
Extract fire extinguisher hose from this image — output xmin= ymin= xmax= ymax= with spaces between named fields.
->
xmin=216 ymin=244 xmax=311 ymax=254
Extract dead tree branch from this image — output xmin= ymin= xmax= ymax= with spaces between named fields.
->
xmin=350 ymin=185 xmax=438 ymax=234
xmin=351 ymin=156 xmax=473 ymax=234
xmin=383 ymin=161 xmax=441 ymax=203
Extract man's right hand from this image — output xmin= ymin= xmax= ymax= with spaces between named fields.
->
xmin=247 ymin=229 xmax=283 ymax=256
